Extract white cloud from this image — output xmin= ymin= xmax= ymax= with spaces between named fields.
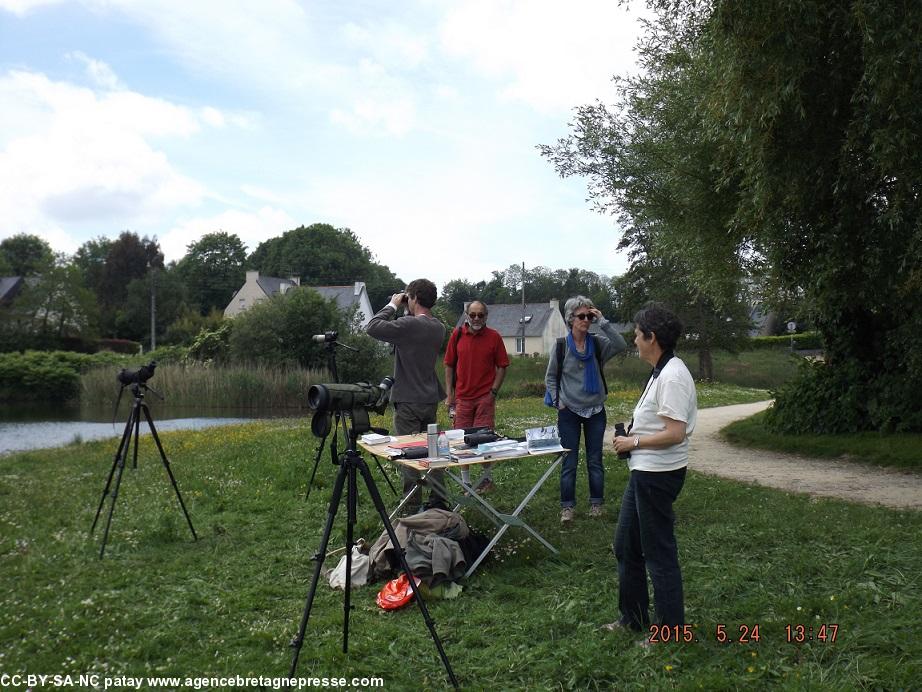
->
xmin=0 ymin=69 xmax=220 ymax=238
xmin=66 ymin=50 xmax=122 ymax=90
xmin=439 ymin=0 xmax=648 ymax=112
xmin=0 ymin=0 xmax=63 ymax=15
xmin=160 ymin=206 xmax=297 ymax=262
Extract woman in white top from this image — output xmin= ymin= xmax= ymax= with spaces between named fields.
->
xmin=608 ymin=304 xmax=697 ymax=632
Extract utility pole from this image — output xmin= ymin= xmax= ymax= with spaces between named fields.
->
xmin=520 ymin=261 xmax=526 ymax=356
xmin=150 ymin=265 xmax=157 ymax=351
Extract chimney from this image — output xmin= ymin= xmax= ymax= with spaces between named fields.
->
xmin=246 ymin=269 xmax=259 ymax=283
xmin=549 ymin=298 xmax=559 ymax=312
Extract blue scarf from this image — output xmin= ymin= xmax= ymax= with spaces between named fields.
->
xmin=567 ymin=332 xmax=601 ymax=394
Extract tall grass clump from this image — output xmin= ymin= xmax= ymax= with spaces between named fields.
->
xmin=81 ymin=362 xmax=329 ymax=410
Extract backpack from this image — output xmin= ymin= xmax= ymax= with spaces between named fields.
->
xmin=446 ymin=326 xmax=463 ymax=390
xmin=549 ymin=335 xmax=607 ymax=407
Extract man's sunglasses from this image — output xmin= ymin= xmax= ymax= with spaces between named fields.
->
xmin=574 ymin=313 xmax=594 ymax=321
xmin=468 ymin=312 xmax=486 ymax=319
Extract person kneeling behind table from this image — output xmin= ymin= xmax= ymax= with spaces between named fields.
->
xmin=608 ymin=303 xmax=697 ymax=633
xmin=366 ymin=278 xmax=446 ymax=512
xmin=444 ymin=300 xmax=509 ymax=494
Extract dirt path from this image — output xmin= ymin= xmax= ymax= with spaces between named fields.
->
xmin=609 ymin=401 xmax=922 ymax=511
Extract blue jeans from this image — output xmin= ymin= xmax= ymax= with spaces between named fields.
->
xmin=557 ymin=407 xmax=606 ymax=508
xmin=613 ymin=467 xmax=687 ymax=629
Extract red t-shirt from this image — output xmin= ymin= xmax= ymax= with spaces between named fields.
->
xmin=444 ymin=324 xmax=510 ymax=400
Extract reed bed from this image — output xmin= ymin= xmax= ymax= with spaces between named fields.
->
xmin=81 ymin=363 xmax=329 ymax=410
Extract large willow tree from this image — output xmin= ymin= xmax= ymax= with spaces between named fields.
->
xmin=544 ymin=0 xmax=922 ymax=432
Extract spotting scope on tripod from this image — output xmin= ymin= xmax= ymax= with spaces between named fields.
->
xmin=289 ymin=375 xmax=457 ymax=688
xmin=304 ymin=331 xmax=396 ymax=501
xmin=89 ymin=361 xmax=197 ymax=559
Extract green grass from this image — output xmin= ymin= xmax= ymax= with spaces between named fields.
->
xmin=2 ymin=393 xmax=919 ymax=690
xmin=722 ymin=410 xmax=922 ymax=472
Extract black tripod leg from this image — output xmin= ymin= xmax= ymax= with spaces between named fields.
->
xmin=342 ymin=463 xmax=357 ymax=653
xmin=373 ymin=457 xmax=398 ymax=496
xmin=355 ymin=454 xmax=459 ymax=689
xmin=141 ymin=404 xmax=197 ymax=541
xmin=96 ymin=408 xmax=137 ymax=559
xmin=289 ymin=461 xmax=348 ymax=676
xmin=132 ymin=401 xmax=141 ymax=469
xmin=91 ymin=403 xmax=136 ymax=536
xmin=304 ymin=433 xmax=327 ymax=503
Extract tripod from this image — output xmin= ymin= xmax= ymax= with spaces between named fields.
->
xmin=305 ymin=338 xmax=395 ymax=503
xmin=90 ymin=382 xmax=197 ymax=559
xmin=289 ymin=407 xmax=458 ymax=689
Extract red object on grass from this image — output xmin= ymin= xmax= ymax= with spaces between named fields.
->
xmin=375 ymin=573 xmax=422 ymax=610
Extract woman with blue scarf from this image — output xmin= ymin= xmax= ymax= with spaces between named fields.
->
xmin=545 ymin=296 xmax=627 ymax=523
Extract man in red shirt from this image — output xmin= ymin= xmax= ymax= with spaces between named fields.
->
xmin=444 ymin=300 xmax=510 ymax=493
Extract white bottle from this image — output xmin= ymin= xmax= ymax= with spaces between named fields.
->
xmin=437 ymin=432 xmax=450 ymax=459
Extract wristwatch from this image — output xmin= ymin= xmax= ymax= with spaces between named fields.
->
xmin=490 ymin=388 xmax=498 ymax=397
xmin=633 ymin=435 xmax=640 ymax=449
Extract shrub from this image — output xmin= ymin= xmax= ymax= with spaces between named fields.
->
xmin=0 ymin=351 xmax=82 ymax=402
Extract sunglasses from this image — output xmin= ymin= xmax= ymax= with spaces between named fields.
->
xmin=573 ymin=313 xmax=594 ymax=321
xmin=468 ymin=312 xmax=486 ymax=319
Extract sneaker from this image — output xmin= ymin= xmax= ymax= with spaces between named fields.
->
xmin=589 ymin=504 xmax=603 ymax=518
xmin=474 ymin=477 xmax=496 ymax=494
xmin=560 ymin=507 xmax=574 ymax=523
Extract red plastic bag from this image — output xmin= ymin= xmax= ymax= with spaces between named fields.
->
xmin=375 ymin=573 xmax=421 ymax=610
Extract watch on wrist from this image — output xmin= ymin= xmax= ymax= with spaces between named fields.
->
xmin=633 ymin=435 xmax=640 ymax=449
xmin=490 ymin=388 xmax=498 ymax=396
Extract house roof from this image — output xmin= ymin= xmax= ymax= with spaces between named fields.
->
xmin=455 ymin=302 xmax=560 ymax=338
xmin=256 ymin=275 xmax=298 ymax=297
xmin=0 ymin=276 xmax=24 ymax=303
xmin=309 ymin=283 xmax=366 ymax=313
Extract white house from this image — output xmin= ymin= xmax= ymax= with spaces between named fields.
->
xmin=456 ymin=299 xmax=569 ymax=356
xmin=223 ymin=271 xmax=374 ymax=327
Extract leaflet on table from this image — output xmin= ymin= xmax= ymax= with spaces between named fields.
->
xmin=476 ymin=439 xmax=529 ymax=458
xmin=524 ymin=425 xmax=566 ymax=454
xmin=359 ymin=433 xmax=394 ymax=445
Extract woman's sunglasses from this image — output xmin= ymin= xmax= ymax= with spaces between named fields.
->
xmin=573 ymin=313 xmax=594 ymax=321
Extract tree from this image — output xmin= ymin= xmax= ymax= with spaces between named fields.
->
xmin=544 ymin=1 xmax=922 ymax=432
xmin=539 ymin=8 xmax=751 ymax=378
xmin=0 ymin=234 xmax=54 ymax=276
xmin=227 ymin=286 xmax=389 ymax=380
xmin=0 ymin=256 xmax=99 ymax=350
xmin=98 ymin=231 xmax=163 ymax=336
xmin=118 ymin=268 xmax=188 ymax=347
xmin=72 ymin=236 xmax=113 ymax=300
xmin=249 ymin=223 xmax=403 ymax=308
xmin=175 ymin=231 xmax=247 ymax=315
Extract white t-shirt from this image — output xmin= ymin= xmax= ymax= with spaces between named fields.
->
xmin=628 ymin=356 xmax=697 ymax=472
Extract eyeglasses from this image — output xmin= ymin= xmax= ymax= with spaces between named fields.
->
xmin=574 ymin=313 xmax=593 ymax=321
xmin=468 ymin=312 xmax=486 ymax=319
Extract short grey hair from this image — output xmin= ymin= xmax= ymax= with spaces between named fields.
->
xmin=564 ymin=295 xmax=595 ymax=326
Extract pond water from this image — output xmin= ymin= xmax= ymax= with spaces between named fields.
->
xmin=0 ymin=417 xmax=254 ymax=455
xmin=0 ymin=403 xmax=306 ymax=456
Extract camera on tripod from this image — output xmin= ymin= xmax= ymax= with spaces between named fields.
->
xmin=117 ymin=360 xmax=157 ymax=387
xmin=308 ymin=376 xmax=394 ymax=438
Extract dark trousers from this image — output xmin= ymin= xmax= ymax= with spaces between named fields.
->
xmin=613 ymin=467 xmax=687 ymax=629
xmin=393 ymin=402 xmax=442 ymax=507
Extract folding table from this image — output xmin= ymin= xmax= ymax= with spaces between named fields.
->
xmin=358 ymin=433 xmax=566 ymax=577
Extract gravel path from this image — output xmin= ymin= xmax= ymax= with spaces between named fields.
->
xmin=608 ymin=401 xmax=922 ymax=511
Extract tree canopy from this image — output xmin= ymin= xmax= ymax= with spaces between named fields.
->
xmin=175 ymin=231 xmax=247 ymax=315
xmin=0 ymin=234 xmax=54 ymax=276
xmin=248 ymin=223 xmax=403 ymax=308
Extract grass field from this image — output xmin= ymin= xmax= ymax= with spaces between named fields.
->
xmin=2 ymin=391 xmax=919 ymax=690
xmin=722 ymin=411 xmax=922 ymax=472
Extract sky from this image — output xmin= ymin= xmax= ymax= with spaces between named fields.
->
xmin=0 ymin=0 xmax=649 ymax=293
